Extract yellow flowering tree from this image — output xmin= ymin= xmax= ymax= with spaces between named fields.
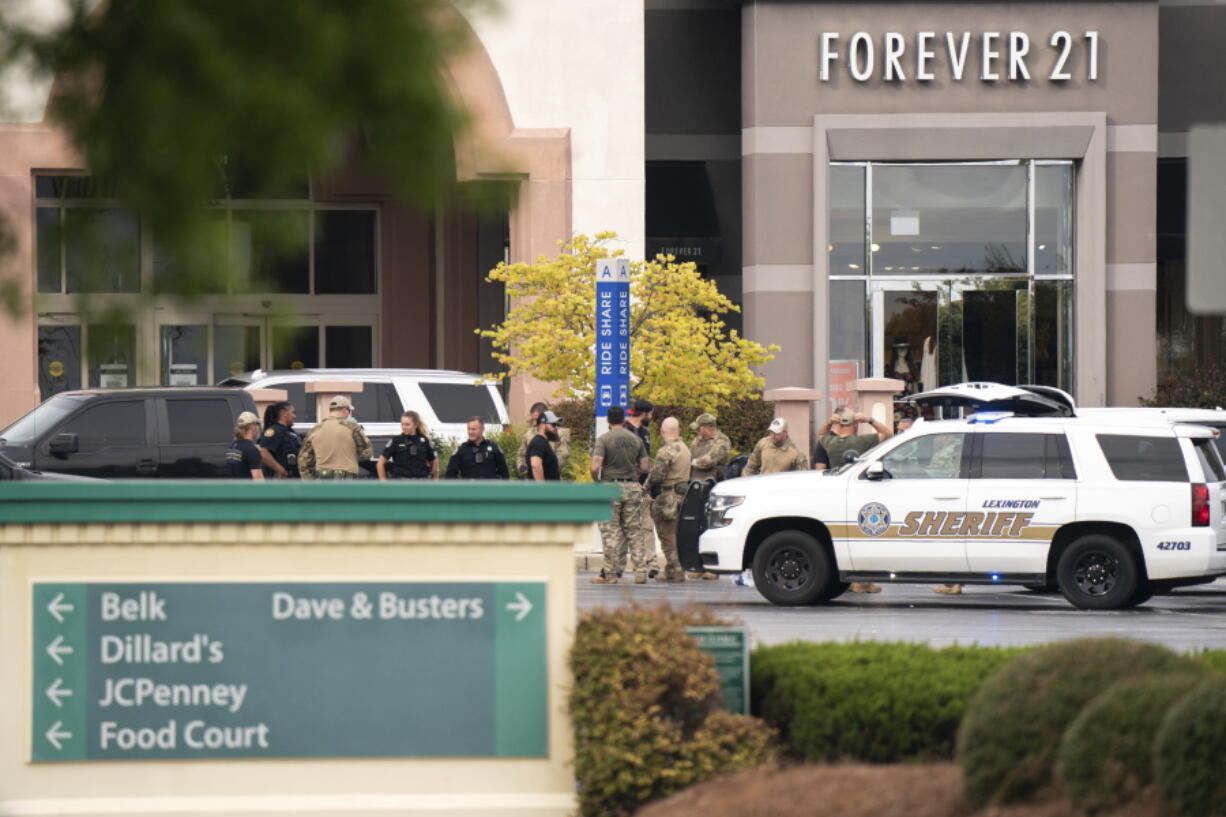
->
xmin=480 ymin=232 xmax=778 ymax=406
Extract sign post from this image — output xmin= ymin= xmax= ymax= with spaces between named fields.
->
xmin=595 ymin=257 xmax=631 ymax=435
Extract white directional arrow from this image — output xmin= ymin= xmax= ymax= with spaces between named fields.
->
xmin=44 ymin=720 xmax=72 ymax=751
xmin=45 ymin=677 xmax=73 ymax=708
xmin=47 ymin=593 xmax=74 ymax=623
xmin=45 ymin=635 xmax=73 ymax=665
xmin=506 ymin=591 xmax=533 ymax=622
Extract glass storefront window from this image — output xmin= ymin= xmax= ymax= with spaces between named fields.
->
xmin=1035 ymin=164 xmax=1074 ymax=277
xmin=87 ymin=323 xmax=136 ymax=388
xmin=213 ymin=325 xmax=261 ymax=382
xmin=230 ymin=210 xmax=310 ymax=294
xmin=871 ymin=164 xmax=1028 ymax=276
xmin=831 ymin=160 xmax=1075 ymax=396
xmin=272 ymin=325 xmax=320 ymax=370
xmin=64 ymin=208 xmax=140 ymax=293
xmin=38 ymin=325 xmax=81 ymax=399
xmin=160 ymin=326 xmax=209 ymax=386
xmin=829 ymin=166 xmax=866 ymax=274
xmin=315 ymin=211 xmax=377 ymax=294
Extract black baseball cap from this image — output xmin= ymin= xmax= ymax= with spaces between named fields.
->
xmin=629 ymin=398 xmax=654 ymax=416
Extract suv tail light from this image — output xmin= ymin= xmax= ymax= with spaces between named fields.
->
xmin=1193 ymin=483 xmax=1211 ymax=527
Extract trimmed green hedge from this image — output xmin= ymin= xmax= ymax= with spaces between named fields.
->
xmin=1154 ymin=677 xmax=1226 ymax=817
xmin=957 ymin=638 xmax=1203 ymax=808
xmin=750 ymin=641 xmax=1025 ymax=763
xmin=1058 ymin=673 xmax=1210 ymax=815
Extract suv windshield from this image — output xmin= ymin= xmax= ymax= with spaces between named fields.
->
xmin=0 ymin=394 xmax=88 ymax=446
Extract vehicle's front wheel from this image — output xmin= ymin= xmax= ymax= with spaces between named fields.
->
xmin=1056 ymin=535 xmax=1141 ymax=610
xmin=752 ymin=530 xmax=836 ymax=606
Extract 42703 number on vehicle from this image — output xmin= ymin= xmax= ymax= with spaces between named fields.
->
xmin=1156 ymin=541 xmax=1192 ymax=551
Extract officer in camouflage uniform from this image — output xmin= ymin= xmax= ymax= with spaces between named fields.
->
xmin=515 ymin=401 xmax=571 ymax=478
xmin=688 ymin=412 xmax=730 ymax=482
xmin=646 ymin=417 xmax=692 ymax=582
xmin=744 ymin=417 xmax=808 ymax=475
xmin=298 ymin=395 xmax=373 ymax=479
xmin=589 ymin=405 xmax=652 ymax=584
xmin=686 ymin=412 xmax=729 ymax=580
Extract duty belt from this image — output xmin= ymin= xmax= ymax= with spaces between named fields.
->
xmin=315 ymin=469 xmax=357 ymax=480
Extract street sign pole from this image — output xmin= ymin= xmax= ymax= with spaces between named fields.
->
xmin=594 ymin=258 xmax=631 ymax=439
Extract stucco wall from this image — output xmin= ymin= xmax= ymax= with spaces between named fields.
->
xmin=462 ymin=1 xmax=646 ymax=260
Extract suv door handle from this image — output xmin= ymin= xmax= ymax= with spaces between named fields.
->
xmin=933 ymin=496 xmax=960 ymax=501
xmin=136 ymin=458 xmax=157 ymax=476
xmin=1040 ymin=496 xmax=1068 ymax=501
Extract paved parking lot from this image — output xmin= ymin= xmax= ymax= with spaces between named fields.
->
xmin=577 ymin=574 xmax=1226 ymax=651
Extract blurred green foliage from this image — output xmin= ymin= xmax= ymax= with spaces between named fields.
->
xmin=1154 ymin=677 xmax=1226 ymax=817
xmin=0 ymin=0 xmax=504 ymax=319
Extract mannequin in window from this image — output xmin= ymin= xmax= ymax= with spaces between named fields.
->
xmin=890 ymin=337 xmax=915 ymax=394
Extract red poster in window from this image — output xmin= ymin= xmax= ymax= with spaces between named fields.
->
xmin=827 ymin=361 xmax=860 ymax=416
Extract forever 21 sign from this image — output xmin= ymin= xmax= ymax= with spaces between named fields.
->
xmin=819 ymin=31 xmax=1100 ymax=83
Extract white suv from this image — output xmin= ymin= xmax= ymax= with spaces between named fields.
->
xmin=681 ymin=383 xmax=1226 ymax=610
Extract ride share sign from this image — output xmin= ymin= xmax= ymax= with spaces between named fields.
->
xmin=595 ymin=257 xmax=630 ymax=415
xmin=31 ymin=581 xmax=547 ymax=761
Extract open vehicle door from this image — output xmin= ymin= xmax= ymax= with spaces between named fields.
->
xmin=677 ymin=480 xmax=714 ymax=572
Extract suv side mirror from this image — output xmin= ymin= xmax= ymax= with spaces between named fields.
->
xmin=48 ymin=432 xmax=79 ymax=458
xmin=842 ymin=449 xmax=861 ymax=464
xmin=864 ymin=461 xmax=888 ymax=481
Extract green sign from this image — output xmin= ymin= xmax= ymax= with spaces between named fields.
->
xmin=32 ymin=582 xmax=547 ymax=761
xmin=686 ymin=627 xmax=749 ymax=715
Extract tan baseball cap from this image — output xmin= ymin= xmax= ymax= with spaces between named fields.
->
xmin=236 ymin=411 xmax=260 ymax=427
xmin=836 ymin=407 xmax=856 ymax=426
xmin=768 ymin=417 xmax=788 ymax=433
xmin=690 ymin=412 xmax=718 ymax=429
xmin=329 ymin=395 xmax=353 ymax=410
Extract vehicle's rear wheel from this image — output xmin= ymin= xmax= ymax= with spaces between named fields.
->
xmin=814 ymin=581 xmax=851 ymax=603
xmin=1129 ymin=581 xmax=1154 ymax=606
xmin=752 ymin=530 xmax=836 ymax=606
xmin=1056 ymin=535 xmax=1141 ymax=610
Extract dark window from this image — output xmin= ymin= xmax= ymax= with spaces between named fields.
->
xmin=64 ymin=208 xmax=140 ymax=293
xmin=350 ymin=382 xmax=403 ymax=423
xmin=325 ymin=326 xmax=373 ymax=367
xmin=420 ymin=383 xmax=500 ymax=424
xmin=37 ymin=207 xmax=62 ymax=292
xmin=977 ymin=433 xmax=1074 ymax=480
xmin=271 ymin=325 xmax=319 ymax=369
xmin=315 ymin=211 xmax=376 ymax=294
xmin=36 ymin=175 xmax=120 ymax=199
xmin=1097 ymin=434 xmax=1188 ymax=482
xmin=877 ymin=432 xmax=967 ymax=480
xmin=1047 ymin=433 xmax=1077 ymax=479
xmin=166 ymin=399 xmax=234 ymax=445
xmin=231 ymin=210 xmax=309 ymax=294
xmin=61 ymin=401 xmax=147 ymax=451
xmin=1193 ymin=438 xmax=1226 ymax=482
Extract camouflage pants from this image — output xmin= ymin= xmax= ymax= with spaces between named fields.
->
xmin=598 ymin=482 xmax=652 ymax=577
xmin=638 ymin=489 xmax=661 ymax=571
xmin=650 ymin=503 xmax=683 ymax=578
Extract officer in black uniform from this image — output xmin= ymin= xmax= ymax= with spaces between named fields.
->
xmin=377 ymin=410 xmax=437 ymax=480
xmin=444 ymin=416 xmax=509 ymax=479
xmin=259 ymin=401 xmax=302 ymax=479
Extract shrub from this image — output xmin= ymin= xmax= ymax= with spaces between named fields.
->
xmin=1141 ymin=363 xmax=1226 ymax=408
xmin=1154 ymin=677 xmax=1226 ymax=817
xmin=957 ymin=638 xmax=1203 ymax=808
xmin=751 ymin=641 xmax=1024 ymax=763
xmin=1192 ymin=648 xmax=1226 ymax=673
xmin=570 ymin=603 xmax=777 ymax=817
xmin=1057 ymin=673 xmax=1210 ymax=814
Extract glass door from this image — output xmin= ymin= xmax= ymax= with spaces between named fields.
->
xmin=949 ymin=278 xmax=1030 ymax=387
xmin=870 ymin=281 xmax=942 ymax=396
xmin=213 ymin=315 xmax=263 ymax=381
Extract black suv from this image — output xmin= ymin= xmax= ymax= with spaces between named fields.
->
xmin=0 ymin=388 xmax=257 ymax=479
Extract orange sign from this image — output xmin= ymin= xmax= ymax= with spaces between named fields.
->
xmin=827 ymin=361 xmax=860 ymax=415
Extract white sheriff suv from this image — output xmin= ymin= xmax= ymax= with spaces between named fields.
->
xmin=681 ymin=383 xmax=1226 ymax=610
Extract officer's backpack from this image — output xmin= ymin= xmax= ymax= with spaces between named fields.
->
xmin=724 ymin=454 xmax=748 ymax=481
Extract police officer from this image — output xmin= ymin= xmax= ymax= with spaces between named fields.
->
xmin=259 ymin=401 xmax=301 ymax=479
xmin=625 ymin=397 xmax=662 ymax=577
xmin=688 ymin=412 xmax=730 ymax=483
xmin=744 ymin=417 xmax=808 ymax=475
xmin=646 ymin=417 xmax=691 ymax=582
xmin=445 ymin=416 xmax=509 ymax=479
xmin=516 ymin=401 xmax=571 ymax=478
xmin=590 ymin=405 xmax=651 ymax=584
xmin=376 ymin=410 xmax=438 ymax=480
xmin=299 ymin=395 xmax=373 ymax=480
xmin=227 ymin=412 xmax=265 ymax=480
xmin=687 ymin=411 xmax=730 ymax=580
xmin=526 ymin=410 xmax=563 ymax=481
